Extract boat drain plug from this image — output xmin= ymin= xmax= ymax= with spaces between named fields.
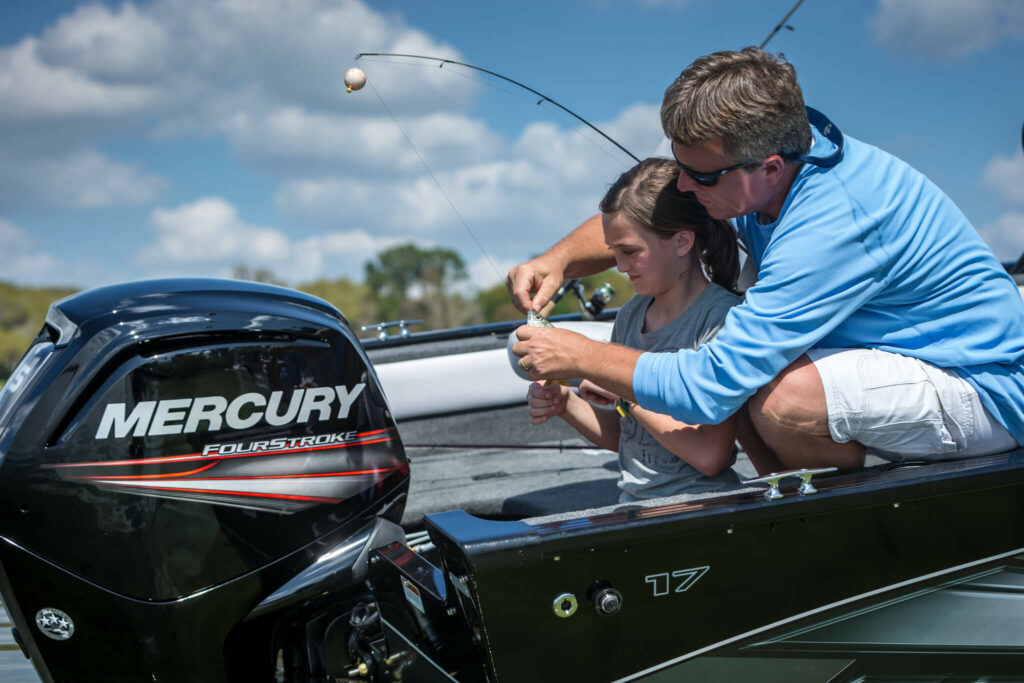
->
xmin=587 ymin=580 xmax=624 ymax=616
xmin=593 ymin=588 xmax=623 ymax=615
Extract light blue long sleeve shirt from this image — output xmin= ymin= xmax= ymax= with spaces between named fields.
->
xmin=633 ymin=115 xmax=1024 ymax=445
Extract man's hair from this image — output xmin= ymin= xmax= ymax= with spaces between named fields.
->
xmin=600 ymin=158 xmax=740 ymax=292
xmin=661 ymin=47 xmax=812 ymax=163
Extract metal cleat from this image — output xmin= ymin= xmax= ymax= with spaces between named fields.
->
xmin=360 ymin=319 xmax=423 ymax=342
xmin=743 ymin=467 xmax=838 ymax=500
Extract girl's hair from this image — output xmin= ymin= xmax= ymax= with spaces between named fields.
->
xmin=599 ymin=158 xmax=740 ymax=292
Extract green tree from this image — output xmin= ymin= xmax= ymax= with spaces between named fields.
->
xmin=476 ymin=282 xmax=521 ymax=323
xmin=298 ymin=276 xmax=373 ymax=330
xmin=0 ymin=282 xmax=78 ymax=379
xmin=364 ymin=244 xmax=467 ymax=330
xmin=231 ymin=264 xmax=283 ymax=286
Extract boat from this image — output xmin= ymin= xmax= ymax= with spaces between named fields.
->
xmin=0 ymin=267 xmax=1021 ymax=682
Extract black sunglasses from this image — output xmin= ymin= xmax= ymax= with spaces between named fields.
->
xmin=673 ymin=157 xmax=760 ymax=187
xmin=672 ymin=107 xmax=846 ymax=187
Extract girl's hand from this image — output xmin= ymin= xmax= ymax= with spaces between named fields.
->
xmin=527 ymin=381 xmax=571 ymax=425
xmin=578 ymin=379 xmax=617 ymax=406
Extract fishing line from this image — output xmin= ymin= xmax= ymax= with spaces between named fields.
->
xmin=362 ymin=72 xmax=505 ymax=283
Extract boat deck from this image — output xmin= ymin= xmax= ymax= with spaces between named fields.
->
xmin=396 ymin=403 xmax=761 ymax=526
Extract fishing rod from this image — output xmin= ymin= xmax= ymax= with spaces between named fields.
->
xmin=355 ymin=52 xmax=641 ymax=164
xmin=760 ymin=0 xmax=806 ymax=48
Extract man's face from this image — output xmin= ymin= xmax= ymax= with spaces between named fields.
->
xmin=672 ymin=139 xmax=768 ymax=220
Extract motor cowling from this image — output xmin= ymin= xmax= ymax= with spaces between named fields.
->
xmin=0 ymin=279 xmax=409 ymax=681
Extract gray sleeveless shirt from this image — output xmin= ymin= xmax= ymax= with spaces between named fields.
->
xmin=611 ymin=283 xmax=742 ymax=502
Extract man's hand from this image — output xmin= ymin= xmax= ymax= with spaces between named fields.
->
xmin=505 ymin=214 xmax=614 ymax=312
xmin=506 ymin=255 xmax=565 ymax=313
xmin=514 ymin=324 xmax=641 ymax=403
xmin=511 ymin=325 xmax=587 ymax=381
xmin=526 ymin=382 xmax=571 ymax=425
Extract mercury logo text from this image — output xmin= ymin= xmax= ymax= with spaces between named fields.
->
xmin=95 ymin=385 xmax=366 ymax=439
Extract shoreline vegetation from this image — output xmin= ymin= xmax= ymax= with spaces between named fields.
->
xmin=0 ymin=244 xmax=632 ymax=383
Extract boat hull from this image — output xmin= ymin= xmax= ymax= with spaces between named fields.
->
xmin=371 ymin=450 xmax=1024 ymax=681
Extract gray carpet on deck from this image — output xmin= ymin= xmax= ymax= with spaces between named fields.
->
xmin=395 ymin=403 xmax=761 ymax=526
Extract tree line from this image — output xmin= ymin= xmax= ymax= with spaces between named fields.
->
xmin=0 ymin=243 xmax=632 ymax=382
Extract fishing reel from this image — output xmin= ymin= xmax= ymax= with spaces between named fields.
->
xmin=550 ymin=279 xmax=615 ymax=320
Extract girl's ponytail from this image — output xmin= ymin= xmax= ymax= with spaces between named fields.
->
xmin=698 ymin=218 xmax=740 ymax=294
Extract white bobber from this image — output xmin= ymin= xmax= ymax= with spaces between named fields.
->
xmin=507 ymin=329 xmax=531 ymax=380
xmin=344 ymin=68 xmax=366 ymax=93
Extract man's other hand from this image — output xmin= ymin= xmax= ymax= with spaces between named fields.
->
xmin=506 ymin=256 xmax=565 ymax=313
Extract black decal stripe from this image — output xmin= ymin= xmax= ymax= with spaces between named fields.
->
xmin=105 ymin=484 xmax=342 ymax=504
xmin=66 ymin=460 xmax=221 ymax=480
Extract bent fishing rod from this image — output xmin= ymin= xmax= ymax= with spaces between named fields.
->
xmin=355 ymin=52 xmax=641 ymax=164
xmin=353 ymin=53 xmax=753 ymax=265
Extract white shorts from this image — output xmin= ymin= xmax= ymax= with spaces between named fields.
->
xmin=806 ymin=348 xmax=1017 ymax=461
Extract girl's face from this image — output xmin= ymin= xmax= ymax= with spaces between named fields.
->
xmin=602 ymin=212 xmax=694 ymax=298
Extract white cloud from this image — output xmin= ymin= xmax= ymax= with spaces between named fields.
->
xmin=163 ymin=0 xmax=472 ymax=111
xmin=868 ymin=0 xmax=1024 ymax=61
xmin=0 ymin=218 xmax=105 ymax=287
xmin=142 ymin=197 xmax=291 ymax=265
xmin=0 ymin=38 xmax=160 ymax=123
xmin=138 ymin=197 xmax=406 ymax=283
xmin=1 ymin=0 xmax=669 ymax=290
xmin=462 ymin=254 xmax=519 ymax=294
xmin=0 ymin=0 xmax=482 ymax=215
xmin=982 ymin=152 xmax=1024 ymax=207
xmin=37 ymin=2 xmax=172 ymax=82
xmin=0 ymin=150 xmax=166 ymax=209
xmin=290 ymin=230 xmax=408 ymax=283
xmin=275 ymin=103 xmax=664 ymax=262
xmin=978 ymin=152 xmax=1024 ymax=261
xmin=223 ymin=107 xmax=500 ymax=172
xmin=0 ymin=0 xmax=476 ymax=130
xmin=605 ymin=103 xmax=670 ymax=159
xmin=4 ymin=252 xmax=65 ymax=287
xmin=978 ymin=212 xmax=1024 ymax=262
xmin=0 ymin=218 xmax=30 ymax=251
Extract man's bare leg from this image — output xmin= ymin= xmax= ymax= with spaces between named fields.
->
xmin=747 ymin=355 xmax=865 ymax=472
xmin=735 ymin=408 xmax=785 ymax=476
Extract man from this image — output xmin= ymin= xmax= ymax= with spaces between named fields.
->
xmin=510 ymin=47 xmax=1024 ymax=474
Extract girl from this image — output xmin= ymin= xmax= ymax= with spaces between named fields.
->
xmin=528 ymin=158 xmax=743 ymax=501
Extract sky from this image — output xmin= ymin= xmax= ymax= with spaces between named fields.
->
xmin=1 ymin=0 xmax=1023 ymax=294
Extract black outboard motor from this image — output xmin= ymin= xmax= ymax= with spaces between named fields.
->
xmin=0 ymin=279 xmax=409 ymax=682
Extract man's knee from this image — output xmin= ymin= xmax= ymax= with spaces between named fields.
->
xmin=748 ymin=355 xmax=830 ymax=436
xmin=747 ymin=354 xmax=865 ymax=472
